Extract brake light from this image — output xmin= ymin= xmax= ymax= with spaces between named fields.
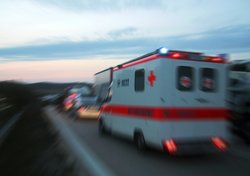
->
xmin=163 ymin=139 xmax=177 ymax=154
xmin=64 ymin=102 xmax=73 ymax=110
xmin=78 ymin=107 xmax=86 ymax=113
xmin=211 ymin=137 xmax=227 ymax=151
xmin=69 ymin=93 xmax=78 ymax=99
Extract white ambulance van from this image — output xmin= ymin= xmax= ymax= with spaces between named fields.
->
xmin=97 ymin=47 xmax=229 ymax=154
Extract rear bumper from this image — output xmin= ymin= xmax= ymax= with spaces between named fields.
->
xmin=162 ymin=138 xmax=228 ymax=155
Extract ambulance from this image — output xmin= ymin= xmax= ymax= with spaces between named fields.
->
xmin=96 ymin=47 xmax=229 ymax=154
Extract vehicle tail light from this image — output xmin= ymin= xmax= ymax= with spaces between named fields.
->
xmin=69 ymin=93 xmax=78 ymax=99
xmin=211 ymin=137 xmax=227 ymax=151
xmin=163 ymin=139 xmax=177 ymax=154
xmin=78 ymin=106 xmax=86 ymax=113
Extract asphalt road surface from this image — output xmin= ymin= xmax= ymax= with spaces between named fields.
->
xmin=48 ymin=107 xmax=250 ymax=176
xmin=0 ymin=105 xmax=18 ymax=128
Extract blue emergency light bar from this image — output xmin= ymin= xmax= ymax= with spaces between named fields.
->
xmin=158 ymin=47 xmax=169 ymax=55
xmin=115 ymin=47 xmax=227 ymax=69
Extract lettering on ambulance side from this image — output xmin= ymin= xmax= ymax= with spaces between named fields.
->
xmin=122 ymin=79 xmax=129 ymax=86
xmin=117 ymin=78 xmax=129 ymax=87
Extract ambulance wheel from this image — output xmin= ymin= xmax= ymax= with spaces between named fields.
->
xmin=134 ymin=132 xmax=146 ymax=151
xmin=99 ymin=119 xmax=107 ymax=135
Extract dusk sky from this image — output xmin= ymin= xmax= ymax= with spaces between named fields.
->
xmin=0 ymin=0 xmax=250 ymax=83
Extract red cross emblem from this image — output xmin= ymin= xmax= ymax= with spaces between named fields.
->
xmin=180 ymin=76 xmax=191 ymax=88
xmin=148 ymin=71 xmax=156 ymax=87
xmin=203 ymin=78 xmax=213 ymax=89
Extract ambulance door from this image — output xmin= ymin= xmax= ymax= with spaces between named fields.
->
xmin=196 ymin=65 xmax=224 ymax=108
xmin=172 ymin=61 xmax=197 ymax=138
xmin=173 ymin=62 xmax=197 ymax=108
xmin=196 ymin=64 xmax=227 ymax=138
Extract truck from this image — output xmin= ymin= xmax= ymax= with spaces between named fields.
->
xmin=94 ymin=67 xmax=113 ymax=106
xmin=227 ymin=59 xmax=250 ymax=143
xmin=96 ymin=47 xmax=229 ymax=154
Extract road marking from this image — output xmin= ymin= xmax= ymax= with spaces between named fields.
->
xmin=0 ymin=110 xmax=24 ymax=146
xmin=0 ymin=98 xmax=7 ymax=101
xmin=0 ymin=105 xmax=12 ymax=112
xmin=45 ymin=107 xmax=115 ymax=176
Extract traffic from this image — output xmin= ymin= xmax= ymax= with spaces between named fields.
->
xmin=1 ymin=47 xmax=249 ymax=176
xmin=44 ymin=47 xmax=249 ymax=155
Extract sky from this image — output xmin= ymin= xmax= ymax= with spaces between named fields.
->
xmin=0 ymin=0 xmax=250 ymax=83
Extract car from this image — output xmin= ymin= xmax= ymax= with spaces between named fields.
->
xmin=76 ymin=105 xmax=100 ymax=120
xmin=62 ymin=85 xmax=93 ymax=111
xmin=71 ymin=95 xmax=99 ymax=120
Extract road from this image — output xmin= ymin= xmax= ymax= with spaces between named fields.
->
xmin=0 ymin=104 xmax=17 ymax=128
xmin=47 ymin=107 xmax=250 ymax=176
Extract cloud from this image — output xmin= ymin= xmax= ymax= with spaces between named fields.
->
xmin=108 ymin=27 xmax=138 ymax=39
xmin=1 ymin=0 xmax=250 ymax=48
xmin=0 ymin=24 xmax=250 ymax=62
xmin=32 ymin=0 xmax=165 ymax=11
xmin=179 ymin=25 xmax=250 ymax=52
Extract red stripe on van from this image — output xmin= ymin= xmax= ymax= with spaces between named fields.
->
xmin=113 ymin=54 xmax=162 ymax=71
xmin=100 ymin=104 xmax=229 ymax=121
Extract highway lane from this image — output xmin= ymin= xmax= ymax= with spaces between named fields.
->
xmin=0 ymin=105 xmax=17 ymax=128
xmin=50 ymin=107 xmax=250 ymax=176
xmin=0 ymin=97 xmax=11 ymax=112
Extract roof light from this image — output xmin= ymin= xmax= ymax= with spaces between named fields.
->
xmin=211 ymin=57 xmax=223 ymax=62
xmin=167 ymin=51 xmax=189 ymax=59
xmin=203 ymin=56 xmax=224 ymax=63
xmin=172 ymin=52 xmax=182 ymax=58
xmin=158 ymin=47 xmax=169 ymax=55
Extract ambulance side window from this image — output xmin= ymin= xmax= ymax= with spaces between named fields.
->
xmin=135 ymin=69 xmax=145 ymax=92
xmin=200 ymin=68 xmax=217 ymax=92
xmin=177 ymin=66 xmax=194 ymax=91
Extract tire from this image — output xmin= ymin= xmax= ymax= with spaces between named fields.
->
xmin=243 ymin=121 xmax=250 ymax=145
xmin=134 ymin=132 xmax=146 ymax=151
xmin=98 ymin=119 xmax=106 ymax=135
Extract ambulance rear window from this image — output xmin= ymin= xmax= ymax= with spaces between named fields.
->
xmin=135 ymin=69 xmax=145 ymax=91
xmin=177 ymin=66 xmax=194 ymax=91
xmin=200 ymin=68 xmax=217 ymax=92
